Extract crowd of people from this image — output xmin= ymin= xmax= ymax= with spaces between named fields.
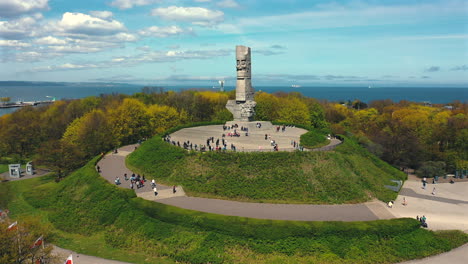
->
xmin=164 ymin=134 xmax=238 ymax=152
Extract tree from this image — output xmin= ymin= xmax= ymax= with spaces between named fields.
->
xmin=147 ymin=105 xmax=185 ymax=135
xmin=62 ymin=109 xmax=116 ymax=156
xmin=277 ymin=97 xmax=311 ymax=125
xmin=416 ymin=161 xmax=446 ymax=178
xmin=0 ymin=219 xmax=59 ymax=264
xmin=254 ymin=92 xmax=280 ymax=121
xmin=34 ymin=139 xmax=86 ymax=176
xmin=107 ymin=98 xmax=149 ymax=145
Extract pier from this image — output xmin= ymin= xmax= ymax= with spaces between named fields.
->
xmin=0 ymin=100 xmax=54 ymax=109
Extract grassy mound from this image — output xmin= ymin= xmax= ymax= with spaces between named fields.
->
xmin=127 ymin=135 xmax=406 ymax=203
xmin=3 ymin=161 xmax=467 ymax=264
xmin=300 ymin=130 xmax=330 ymax=148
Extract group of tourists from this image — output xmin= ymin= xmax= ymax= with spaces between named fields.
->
xmin=276 ymin=125 xmax=287 ymax=132
xmin=120 ymin=173 xmax=145 ymax=189
xmin=416 ymin=215 xmax=428 ymax=228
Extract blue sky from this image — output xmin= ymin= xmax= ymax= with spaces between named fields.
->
xmin=0 ymin=0 xmax=467 ymax=86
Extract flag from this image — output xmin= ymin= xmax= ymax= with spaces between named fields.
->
xmin=64 ymin=254 xmax=73 ymax=264
xmin=7 ymin=221 xmax=17 ymax=231
xmin=31 ymin=235 xmax=44 ymax=249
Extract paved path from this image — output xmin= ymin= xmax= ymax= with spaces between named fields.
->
xmin=97 ymin=144 xmax=391 ymax=221
xmin=53 ymin=246 xmax=132 ymax=264
xmin=388 ymin=175 xmax=468 ymax=232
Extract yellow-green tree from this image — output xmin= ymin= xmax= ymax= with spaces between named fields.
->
xmin=277 ymin=97 xmax=311 ymax=125
xmin=107 ymin=98 xmax=149 ymax=145
xmin=147 ymin=104 xmax=185 ymax=135
xmin=62 ymin=109 xmax=116 ymax=155
xmin=254 ymin=92 xmax=280 ymax=121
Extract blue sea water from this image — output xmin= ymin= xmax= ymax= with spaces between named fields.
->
xmin=0 ymin=84 xmax=466 ymax=116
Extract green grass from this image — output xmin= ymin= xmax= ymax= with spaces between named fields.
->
xmin=0 ymin=164 xmax=7 ymax=174
xmin=127 ymin=135 xmax=406 ymax=204
xmin=300 ymin=130 xmax=330 ymax=149
xmin=2 ymin=162 xmax=467 ymax=264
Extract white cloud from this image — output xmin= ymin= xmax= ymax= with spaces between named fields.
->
xmin=32 ymin=63 xmax=99 ymax=72
xmin=0 ymin=39 xmax=31 ymax=47
xmin=89 ymin=11 xmax=114 ymax=20
xmin=0 ymin=16 xmax=41 ymax=39
xmin=34 ymin=36 xmax=67 ymax=45
xmin=194 ymin=0 xmax=211 ymax=2
xmin=217 ymin=0 xmax=239 ymax=8
xmin=139 ymin=25 xmax=193 ymax=38
xmin=0 ymin=0 xmax=49 ymax=18
xmin=110 ymin=0 xmax=161 ymax=10
xmin=53 ymin=12 xmax=126 ymax=36
xmin=151 ymin=6 xmax=224 ymax=26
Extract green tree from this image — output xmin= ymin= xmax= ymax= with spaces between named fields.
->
xmin=416 ymin=161 xmax=446 ymax=178
xmin=0 ymin=219 xmax=59 ymax=264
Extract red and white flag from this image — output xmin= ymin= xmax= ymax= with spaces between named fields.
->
xmin=7 ymin=221 xmax=17 ymax=231
xmin=31 ymin=235 xmax=44 ymax=249
xmin=64 ymin=254 xmax=73 ymax=264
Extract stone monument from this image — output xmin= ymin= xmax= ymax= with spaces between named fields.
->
xmin=26 ymin=161 xmax=34 ymax=175
xmin=226 ymin=45 xmax=256 ymax=121
xmin=8 ymin=164 xmax=21 ymax=178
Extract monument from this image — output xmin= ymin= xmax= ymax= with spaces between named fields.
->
xmin=8 ymin=164 xmax=21 ymax=178
xmin=226 ymin=45 xmax=256 ymax=121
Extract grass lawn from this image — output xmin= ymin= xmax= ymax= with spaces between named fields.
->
xmin=1 ymin=161 xmax=467 ymax=264
xmin=0 ymin=164 xmax=8 ymax=174
xmin=127 ymin=135 xmax=406 ymax=204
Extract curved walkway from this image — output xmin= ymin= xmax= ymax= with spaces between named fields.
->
xmin=98 ymin=144 xmax=393 ymax=221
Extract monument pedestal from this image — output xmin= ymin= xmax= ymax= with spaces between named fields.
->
xmin=226 ymin=100 xmax=257 ymax=122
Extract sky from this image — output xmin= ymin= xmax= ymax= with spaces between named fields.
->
xmin=0 ymin=0 xmax=467 ymax=87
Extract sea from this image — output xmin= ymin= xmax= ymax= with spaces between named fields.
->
xmin=0 ymin=83 xmax=466 ymax=116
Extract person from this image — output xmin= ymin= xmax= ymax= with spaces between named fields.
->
xmin=173 ymin=185 xmax=177 ymax=194
xmin=115 ymin=177 xmax=120 ymax=185
xmin=432 ymin=187 xmax=436 ymax=195
xmin=153 ymin=186 xmax=158 ymax=196
xmin=124 ymin=173 xmax=128 ymax=181
xmin=387 ymin=201 xmax=393 ymax=208
xmin=96 ymin=165 xmax=101 ymax=173
xmin=151 ymin=179 xmax=156 ymax=188
xmin=450 ymin=178 xmax=455 ymax=184
xmin=402 ymin=197 xmax=407 ymax=206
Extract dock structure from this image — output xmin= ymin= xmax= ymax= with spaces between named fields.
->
xmin=0 ymin=100 xmax=54 ymax=109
